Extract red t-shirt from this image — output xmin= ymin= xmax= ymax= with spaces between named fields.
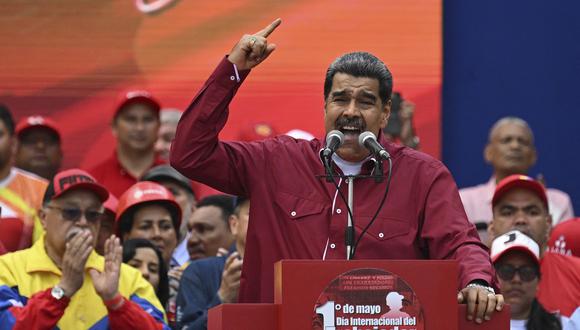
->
xmin=538 ymin=251 xmax=580 ymax=317
xmin=87 ymin=151 xmax=165 ymax=198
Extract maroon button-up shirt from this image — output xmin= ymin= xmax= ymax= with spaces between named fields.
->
xmin=171 ymin=57 xmax=496 ymax=303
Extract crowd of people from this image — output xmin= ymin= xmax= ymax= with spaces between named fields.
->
xmin=0 ymin=19 xmax=578 ymax=330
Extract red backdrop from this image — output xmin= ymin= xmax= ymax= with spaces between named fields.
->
xmin=0 ymin=0 xmax=441 ymax=169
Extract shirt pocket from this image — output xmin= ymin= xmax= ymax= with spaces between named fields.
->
xmin=274 ymin=191 xmax=326 ymax=221
xmin=356 ymin=216 xmax=410 ymax=241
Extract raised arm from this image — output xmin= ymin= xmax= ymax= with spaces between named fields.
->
xmin=170 ymin=19 xmax=282 ymax=195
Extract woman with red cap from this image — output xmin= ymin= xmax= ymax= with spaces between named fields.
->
xmin=116 ymin=181 xmax=181 ymax=267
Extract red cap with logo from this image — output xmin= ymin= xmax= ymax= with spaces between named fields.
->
xmin=115 ymin=181 xmax=181 ymax=236
xmin=547 ymin=218 xmax=580 ymax=257
xmin=492 ymin=174 xmax=548 ymax=209
xmin=114 ymin=90 xmax=161 ymax=118
xmin=43 ymin=169 xmax=109 ymax=204
xmin=15 ymin=115 xmax=60 ymax=140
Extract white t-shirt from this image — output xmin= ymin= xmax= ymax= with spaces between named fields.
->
xmin=510 ymin=319 xmax=526 ymax=330
xmin=332 ymin=154 xmax=364 ymax=176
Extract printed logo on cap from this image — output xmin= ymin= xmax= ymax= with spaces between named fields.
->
xmin=133 ymin=188 xmax=168 ymax=200
xmin=255 ymin=124 xmax=273 ymax=137
xmin=27 ymin=116 xmax=46 ymax=126
xmin=57 ymin=174 xmax=96 ymax=193
xmin=491 ymin=230 xmax=540 ymax=263
xmin=126 ymin=90 xmax=152 ymax=99
xmin=549 ymin=235 xmax=572 ymax=256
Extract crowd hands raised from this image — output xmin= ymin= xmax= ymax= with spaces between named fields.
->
xmin=0 ymin=18 xmax=577 ymax=330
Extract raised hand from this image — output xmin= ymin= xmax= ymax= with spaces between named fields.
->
xmin=228 ymin=18 xmax=282 ymax=70
xmin=216 ymin=247 xmax=229 ymax=257
xmin=90 ymin=236 xmax=122 ymax=301
xmin=57 ymin=229 xmax=94 ymax=297
xmin=217 ymin=252 xmax=243 ymax=303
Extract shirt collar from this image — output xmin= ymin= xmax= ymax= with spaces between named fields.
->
xmin=484 ymin=176 xmax=497 ymax=203
xmin=26 ymin=235 xmax=104 ymax=275
xmin=113 ymin=150 xmax=166 ymax=179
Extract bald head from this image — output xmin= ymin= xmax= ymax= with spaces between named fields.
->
xmin=485 ymin=117 xmax=537 ymax=179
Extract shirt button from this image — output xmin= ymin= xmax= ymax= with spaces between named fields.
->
xmin=290 ymin=211 xmax=297 ymax=217
xmin=230 ymin=76 xmax=235 ymax=81
xmin=336 ymin=209 xmax=342 ymax=214
xmin=378 ymin=232 xmax=384 ymax=238
xmin=330 ymin=243 xmax=336 ymax=249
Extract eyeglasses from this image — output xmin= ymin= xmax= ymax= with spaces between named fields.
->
xmin=495 ymin=264 xmax=539 ymax=282
xmin=45 ymin=205 xmax=104 ymax=223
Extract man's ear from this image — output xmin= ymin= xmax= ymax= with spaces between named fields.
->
xmin=11 ymin=136 xmax=18 ymax=158
xmin=229 ymin=214 xmax=239 ymax=235
xmin=530 ymin=146 xmax=538 ymax=167
xmin=487 ymin=220 xmax=496 ymax=247
xmin=380 ymin=99 xmax=392 ymax=129
xmin=544 ymin=214 xmax=553 ymax=247
xmin=38 ymin=208 xmax=48 ymax=231
xmin=111 ymin=118 xmax=119 ymax=139
xmin=484 ymin=143 xmax=493 ymax=164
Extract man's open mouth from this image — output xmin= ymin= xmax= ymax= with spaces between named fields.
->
xmin=339 ymin=126 xmax=362 ymax=135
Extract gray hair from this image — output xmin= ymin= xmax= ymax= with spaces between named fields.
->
xmin=488 ymin=116 xmax=535 ymax=143
xmin=160 ymin=108 xmax=182 ymax=125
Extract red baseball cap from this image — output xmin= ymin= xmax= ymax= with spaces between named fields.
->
xmin=491 ymin=230 xmax=540 ymax=265
xmin=43 ymin=169 xmax=109 ymax=204
xmin=15 ymin=115 xmax=60 ymax=140
xmin=103 ymin=193 xmax=119 ymax=215
xmin=492 ymin=174 xmax=548 ymax=209
xmin=114 ymin=90 xmax=161 ymax=118
xmin=238 ymin=122 xmax=277 ymax=141
xmin=547 ymin=218 xmax=580 ymax=257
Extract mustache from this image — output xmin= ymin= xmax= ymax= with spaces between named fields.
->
xmin=335 ymin=116 xmax=366 ymax=130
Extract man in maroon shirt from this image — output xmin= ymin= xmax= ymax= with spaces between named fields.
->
xmin=88 ymin=90 xmax=165 ymax=198
xmin=170 ymin=19 xmax=503 ymax=323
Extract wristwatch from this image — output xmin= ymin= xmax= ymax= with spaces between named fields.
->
xmin=51 ymin=286 xmax=66 ymax=300
xmin=466 ymin=283 xmax=495 ymax=295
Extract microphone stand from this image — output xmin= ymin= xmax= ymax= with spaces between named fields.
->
xmin=317 ymin=155 xmax=385 ymax=260
xmin=322 ymin=154 xmax=335 ymax=182
xmin=345 ymin=175 xmax=355 ymax=259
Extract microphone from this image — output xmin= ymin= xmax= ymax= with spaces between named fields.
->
xmin=322 ymin=130 xmax=344 ymax=158
xmin=358 ymin=131 xmax=391 ymax=160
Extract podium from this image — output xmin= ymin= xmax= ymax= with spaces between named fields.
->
xmin=209 ymin=260 xmax=509 ymax=329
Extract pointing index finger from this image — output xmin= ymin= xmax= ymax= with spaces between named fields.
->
xmin=255 ymin=18 xmax=282 ymax=38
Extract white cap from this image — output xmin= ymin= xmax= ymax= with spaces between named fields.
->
xmin=490 ymin=230 xmax=540 ymax=265
xmin=285 ymin=129 xmax=315 ymax=141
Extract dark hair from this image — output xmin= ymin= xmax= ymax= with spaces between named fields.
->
xmin=122 ymin=238 xmax=169 ymax=307
xmin=526 ymin=299 xmax=561 ymax=330
xmin=323 ymin=52 xmax=393 ymax=104
xmin=0 ymin=104 xmax=15 ymax=135
xmin=196 ymin=194 xmax=235 ymax=224
xmin=118 ymin=201 xmax=180 ymax=240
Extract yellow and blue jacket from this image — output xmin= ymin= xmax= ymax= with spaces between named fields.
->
xmin=0 ymin=235 xmax=169 ymax=329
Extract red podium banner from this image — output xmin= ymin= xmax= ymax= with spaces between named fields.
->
xmin=209 ymin=260 xmax=509 ymax=330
